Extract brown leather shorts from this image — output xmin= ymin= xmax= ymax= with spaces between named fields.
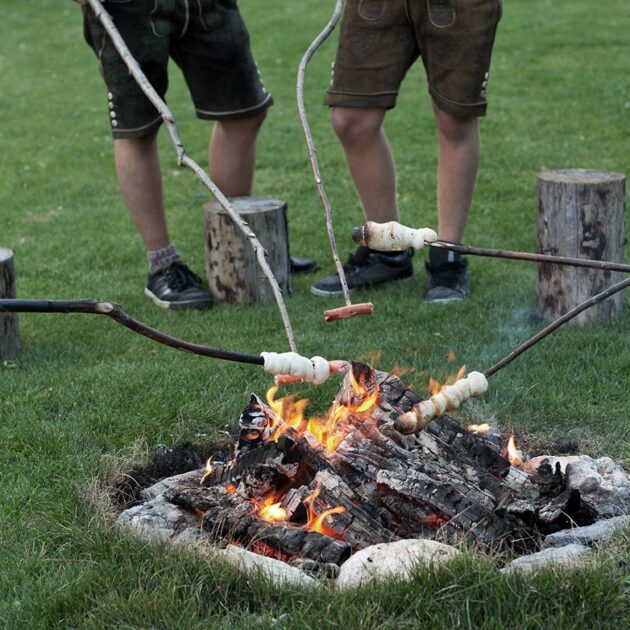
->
xmin=325 ymin=0 xmax=502 ymax=117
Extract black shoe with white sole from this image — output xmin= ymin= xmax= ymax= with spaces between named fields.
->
xmin=310 ymin=247 xmax=414 ymax=297
xmin=424 ymin=248 xmax=469 ymax=303
xmin=145 ymin=261 xmax=213 ymax=310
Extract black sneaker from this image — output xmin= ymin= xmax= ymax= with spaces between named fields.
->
xmin=424 ymin=247 xmax=469 ymax=302
xmin=290 ymin=255 xmax=320 ymax=275
xmin=145 ymin=261 xmax=214 ymax=310
xmin=310 ymin=247 xmax=414 ymax=297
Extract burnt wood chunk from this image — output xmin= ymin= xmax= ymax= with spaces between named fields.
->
xmin=160 ymin=365 xmax=598 ymax=563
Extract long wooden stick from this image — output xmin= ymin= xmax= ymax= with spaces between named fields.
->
xmin=483 ymin=275 xmax=630 ymax=378
xmin=432 ymin=240 xmax=630 ymax=275
xmin=84 ymin=0 xmax=297 ymax=352
xmin=0 ymin=299 xmax=264 ymax=365
xmin=296 ymin=0 xmax=373 ymax=321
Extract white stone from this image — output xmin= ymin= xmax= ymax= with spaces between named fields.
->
xmin=544 ymin=515 xmax=630 ymax=548
xmin=217 ymin=544 xmax=317 ymax=588
xmin=500 ymin=544 xmax=591 ymax=574
xmin=336 ymin=539 xmax=460 ymax=590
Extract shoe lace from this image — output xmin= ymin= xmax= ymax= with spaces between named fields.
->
xmin=164 ymin=262 xmax=200 ymax=291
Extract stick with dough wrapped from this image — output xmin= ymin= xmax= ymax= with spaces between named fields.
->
xmin=261 ymin=352 xmax=349 ymax=385
xmin=394 ymin=371 xmax=489 ymax=434
xmin=352 ymin=221 xmax=437 ymax=251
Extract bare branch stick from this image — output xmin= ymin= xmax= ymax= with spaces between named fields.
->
xmin=296 ymin=0 xmax=352 ymax=307
xmin=484 ymin=276 xmax=630 ymax=378
xmin=0 ymin=299 xmax=264 ymax=365
xmin=84 ymin=0 xmax=297 ymax=352
xmin=432 ymin=240 xmax=630 ymax=275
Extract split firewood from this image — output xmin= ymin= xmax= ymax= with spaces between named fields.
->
xmin=352 ymin=221 xmax=437 ymax=251
xmin=394 ymin=371 xmax=489 ymax=434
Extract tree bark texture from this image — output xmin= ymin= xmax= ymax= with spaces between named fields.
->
xmin=536 ymin=169 xmax=626 ymax=324
xmin=204 ymin=197 xmax=291 ymax=304
xmin=0 ymin=248 xmax=20 ymax=359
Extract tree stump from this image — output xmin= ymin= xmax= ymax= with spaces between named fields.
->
xmin=204 ymin=197 xmax=291 ymax=304
xmin=0 ymin=247 xmax=20 ymax=359
xmin=536 ymin=169 xmax=626 ymax=325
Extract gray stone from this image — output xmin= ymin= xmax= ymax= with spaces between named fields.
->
xmin=139 ymin=469 xmax=203 ymax=501
xmin=565 ymin=457 xmax=630 ymax=518
xmin=543 ymin=515 xmax=630 ymax=548
xmin=117 ymin=496 xmax=196 ymax=541
xmin=336 ymin=539 xmax=460 ymax=590
xmin=501 ymin=544 xmax=591 ymax=574
xmin=217 ymin=544 xmax=318 ymax=587
xmin=521 ymin=455 xmax=630 ymax=518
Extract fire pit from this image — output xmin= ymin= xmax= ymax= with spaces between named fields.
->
xmin=115 ymin=363 xmax=630 ymax=583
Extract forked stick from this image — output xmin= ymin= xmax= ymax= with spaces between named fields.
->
xmin=296 ymin=0 xmax=373 ymax=322
xmin=0 ymin=299 xmax=349 ymax=384
xmin=84 ymin=0 xmax=297 ymax=352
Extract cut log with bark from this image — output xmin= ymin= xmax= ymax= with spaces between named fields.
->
xmin=161 ymin=364 xmax=598 ymax=563
xmin=204 ymin=197 xmax=291 ymax=304
xmin=537 ymin=169 xmax=626 ymax=324
xmin=0 ymin=247 xmax=20 ymax=359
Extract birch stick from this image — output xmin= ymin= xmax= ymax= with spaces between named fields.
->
xmin=84 ymin=0 xmax=297 ymax=352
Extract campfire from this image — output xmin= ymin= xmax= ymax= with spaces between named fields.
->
xmin=114 ymin=362 xmax=630 ymax=579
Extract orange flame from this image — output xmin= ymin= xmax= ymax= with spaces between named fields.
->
xmin=468 ymin=423 xmax=491 ymax=434
xmin=303 ymin=481 xmax=345 ymax=538
xmin=256 ymin=496 xmax=288 ymax=523
xmin=428 ymin=365 xmax=467 ymax=397
xmin=200 ymin=457 xmax=214 ymax=485
xmin=264 ymin=371 xmax=379 ymax=452
xmin=507 ymin=434 xmax=523 ymax=467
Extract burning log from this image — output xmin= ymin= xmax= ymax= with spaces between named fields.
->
xmin=150 ymin=364 xmax=604 ymax=565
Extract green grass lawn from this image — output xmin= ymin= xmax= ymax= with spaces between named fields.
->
xmin=1 ymin=0 xmax=629 ymax=627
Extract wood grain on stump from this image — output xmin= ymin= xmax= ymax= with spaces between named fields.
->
xmin=0 ymin=247 xmax=20 ymax=359
xmin=204 ymin=197 xmax=291 ymax=304
xmin=536 ymin=169 xmax=626 ymax=324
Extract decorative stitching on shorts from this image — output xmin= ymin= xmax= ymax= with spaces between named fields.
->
xmin=196 ymin=94 xmax=272 ymax=118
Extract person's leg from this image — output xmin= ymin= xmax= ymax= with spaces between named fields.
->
xmin=114 ymin=133 xmax=170 ymax=251
xmin=208 ymin=110 xmax=267 ymax=197
xmin=433 ymin=104 xmax=480 ymax=244
xmin=310 ymin=106 xmax=413 ymax=297
xmin=330 ymin=107 xmax=398 ymax=224
xmin=424 ymin=105 xmax=479 ymax=302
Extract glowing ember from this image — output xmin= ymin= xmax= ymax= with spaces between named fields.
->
xmin=507 ymin=434 xmax=524 ymax=467
xmin=225 ymin=483 xmax=237 ymax=494
xmin=257 ymin=496 xmax=288 ymax=523
xmin=468 ymin=423 xmax=491 ymax=434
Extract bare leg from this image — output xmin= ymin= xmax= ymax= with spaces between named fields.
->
xmin=114 ymin=133 xmax=169 ymax=251
xmin=331 ymin=107 xmax=398 ymax=223
xmin=208 ymin=110 xmax=266 ymax=196
xmin=433 ymin=103 xmax=480 ymax=243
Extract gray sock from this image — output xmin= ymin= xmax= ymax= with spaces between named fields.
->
xmin=148 ymin=244 xmax=181 ymax=275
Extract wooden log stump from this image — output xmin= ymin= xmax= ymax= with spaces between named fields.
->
xmin=204 ymin=197 xmax=291 ymax=304
xmin=0 ymin=247 xmax=20 ymax=359
xmin=536 ymin=169 xmax=626 ymax=325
